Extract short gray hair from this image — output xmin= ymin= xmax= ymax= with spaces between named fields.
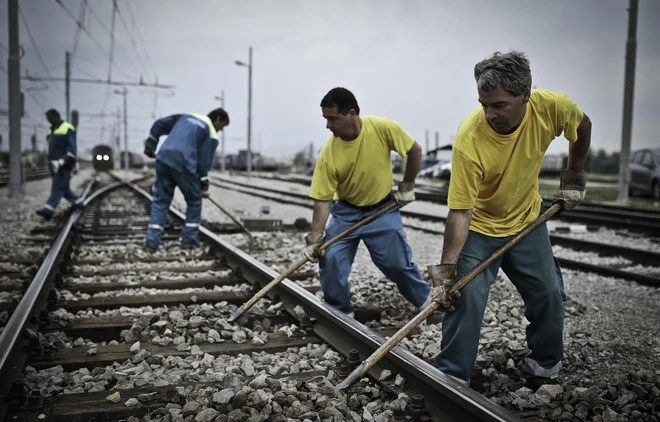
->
xmin=474 ymin=51 xmax=532 ymax=97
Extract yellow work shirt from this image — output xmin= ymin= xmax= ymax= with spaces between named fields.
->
xmin=448 ymin=89 xmax=584 ymax=237
xmin=310 ymin=116 xmax=414 ymax=206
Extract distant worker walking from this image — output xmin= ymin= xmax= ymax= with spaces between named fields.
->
xmin=305 ymin=87 xmax=440 ymax=322
xmin=36 ymin=109 xmax=84 ymax=220
xmin=143 ymin=109 xmax=230 ymax=250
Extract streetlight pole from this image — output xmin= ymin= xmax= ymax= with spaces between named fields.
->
xmin=616 ymin=0 xmax=639 ymax=202
xmin=214 ymin=91 xmax=226 ymax=172
xmin=113 ymin=87 xmax=128 ymax=177
xmin=235 ymin=46 xmax=253 ymax=178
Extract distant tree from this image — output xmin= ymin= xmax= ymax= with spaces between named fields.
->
xmin=588 ymin=148 xmax=620 ymax=174
xmin=293 ymin=150 xmax=306 ymax=166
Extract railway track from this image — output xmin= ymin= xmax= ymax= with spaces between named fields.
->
xmin=0 ymin=167 xmax=52 ymax=187
xmin=0 ymin=173 xmax=520 ymax=421
xmin=258 ymin=173 xmax=660 ymax=236
xmin=208 ymin=174 xmax=660 ymax=288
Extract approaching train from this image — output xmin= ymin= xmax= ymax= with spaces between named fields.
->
xmin=91 ymin=144 xmax=114 ymax=172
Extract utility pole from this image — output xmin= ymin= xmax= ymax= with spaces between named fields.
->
xmin=234 ymin=46 xmax=253 ymax=177
xmin=435 ymin=131 xmax=439 ymax=150
xmin=617 ymin=0 xmax=639 ymax=203
xmin=7 ymin=0 xmax=22 ymax=197
xmin=65 ymin=51 xmax=71 ymax=121
xmin=425 ymin=129 xmax=429 ymax=156
xmin=121 ymin=88 xmax=128 ymax=177
xmin=215 ymin=91 xmax=226 ymax=172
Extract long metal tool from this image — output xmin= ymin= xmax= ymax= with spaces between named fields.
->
xmin=207 ymin=195 xmax=255 ymax=250
xmin=335 ymin=203 xmax=562 ymax=392
xmin=228 ymin=201 xmax=399 ymax=322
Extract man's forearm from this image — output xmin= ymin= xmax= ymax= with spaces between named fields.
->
xmin=568 ymin=114 xmax=591 ymax=172
xmin=311 ymin=200 xmax=332 ymax=236
xmin=402 ymin=144 xmax=422 ymax=183
xmin=441 ymin=209 xmax=472 ymax=264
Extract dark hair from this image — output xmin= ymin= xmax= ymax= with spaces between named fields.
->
xmin=320 ymin=87 xmax=360 ymax=115
xmin=46 ymin=109 xmax=60 ymax=119
xmin=208 ymin=108 xmax=229 ymax=124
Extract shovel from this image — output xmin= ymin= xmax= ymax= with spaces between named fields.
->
xmin=228 ymin=201 xmax=399 ymax=323
xmin=207 ymin=195 xmax=255 ymax=250
xmin=335 ymin=203 xmax=562 ymax=392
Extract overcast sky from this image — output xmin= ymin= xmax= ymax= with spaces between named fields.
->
xmin=1 ymin=0 xmax=658 ymax=160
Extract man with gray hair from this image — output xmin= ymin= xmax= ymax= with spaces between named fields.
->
xmin=427 ymin=51 xmax=591 ymax=391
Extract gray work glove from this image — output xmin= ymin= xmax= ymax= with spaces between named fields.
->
xmin=427 ymin=264 xmax=461 ymax=312
xmin=552 ymin=170 xmax=587 ymax=210
xmin=303 ymin=232 xmax=325 ymax=263
xmin=50 ymin=158 xmax=66 ymax=173
xmin=395 ymin=182 xmax=415 ymax=207
xmin=144 ymin=147 xmax=156 ymax=159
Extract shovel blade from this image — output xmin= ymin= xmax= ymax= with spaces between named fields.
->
xmin=335 ymin=361 xmax=366 ymax=393
xmin=227 ymin=304 xmax=245 ymax=323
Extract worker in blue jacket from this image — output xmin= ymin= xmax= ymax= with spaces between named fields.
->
xmin=143 ymin=108 xmax=230 ymax=250
xmin=36 ymin=109 xmax=84 ymax=220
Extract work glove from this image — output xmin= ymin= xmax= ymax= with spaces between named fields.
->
xmin=201 ymin=183 xmax=210 ymax=198
xmin=395 ymin=182 xmax=415 ymax=207
xmin=427 ymin=264 xmax=461 ymax=312
xmin=144 ymin=147 xmax=156 ymax=158
xmin=303 ymin=232 xmax=325 ymax=263
xmin=50 ymin=158 xmax=67 ymax=173
xmin=552 ymin=170 xmax=587 ymax=210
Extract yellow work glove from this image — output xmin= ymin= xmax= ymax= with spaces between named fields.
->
xmin=395 ymin=182 xmax=415 ymax=207
xmin=303 ymin=232 xmax=325 ymax=263
xmin=427 ymin=264 xmax=461 ymax=312
xmin=552 ymin=170 xmax=587 ymax=210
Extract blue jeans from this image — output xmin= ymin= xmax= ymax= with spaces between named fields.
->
xmin=318 ymin=196 xmax=432 ymax=315
xmin=435 ymin=209 xmax=566 ymax=382
xmin=146 ymin=161 xmax=202 ymax=248
xmin=42 ymin=163 xmax=81 ymax=216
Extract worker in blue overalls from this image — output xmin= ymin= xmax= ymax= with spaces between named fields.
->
xmin=36 ymin=109 xmax=84 ymax=220
xmin=143 ymin=108 xmax=230 ymax=250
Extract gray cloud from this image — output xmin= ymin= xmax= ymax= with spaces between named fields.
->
xmin=1 ymin=0 xmax=658 ymax=158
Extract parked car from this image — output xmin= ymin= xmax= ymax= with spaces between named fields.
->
xmin=629 ymin=148 xmax=660 ymax=199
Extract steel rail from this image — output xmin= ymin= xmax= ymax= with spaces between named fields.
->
xmin=124 ymin=179 xmax=521 ymax=421
xmin=0 ymin=179 xmax=122 ymax=420
xmin=209 ymin=177 xmax=660 ymax=286
xmin=259 ymin=173 xmax=660 ymax=216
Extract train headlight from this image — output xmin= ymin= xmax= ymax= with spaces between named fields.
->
xmin=96 ymin=155 xmax=102 ymax=161
xmin=103 ymin=155 xmax=110 ymax=161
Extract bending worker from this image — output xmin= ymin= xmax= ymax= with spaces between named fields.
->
xmin=143 ymin=109 xmax=230 ymax=250
xmin=305 ymin=87 xmax=440 ymax=323
xmin=429 ymin=51 xmax=591 ymax=391
xmin=36 ymin=109 xmax=84 ymax=220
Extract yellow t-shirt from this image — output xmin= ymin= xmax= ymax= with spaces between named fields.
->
xmin=309 ymin=116 xmax=415 ymax=206
xmin=448 ymin=89 xmax=584 ymax=237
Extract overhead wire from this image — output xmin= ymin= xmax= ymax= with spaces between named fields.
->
xmin=19 ymin=6 xmax=65 ymax=95
xmin=53 ymin=0 xmax=112 ymax=59
xmin=70 ymin=0 xmax=88 ymax=67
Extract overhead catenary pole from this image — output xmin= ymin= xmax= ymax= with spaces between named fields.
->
xmin=247 ymin=47 xmax=253 ymax=178
xmin=215 ymin=91 xmax=226 ymax=172
xmin=122 ymin=88 xmax=128 ymax=176
xmin=65 ymin=51 xmax=71 ymax=121
xmin=617 ymin=0 xmax=639 ymax=202
xmin=7 ymin=0 xmax=22 ymax=197
xmin=235 ymin=47 xmax=253 ymax=178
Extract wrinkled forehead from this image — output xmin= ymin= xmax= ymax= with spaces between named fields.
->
xmin=478 ymin=86 xmax=515 ymax=106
